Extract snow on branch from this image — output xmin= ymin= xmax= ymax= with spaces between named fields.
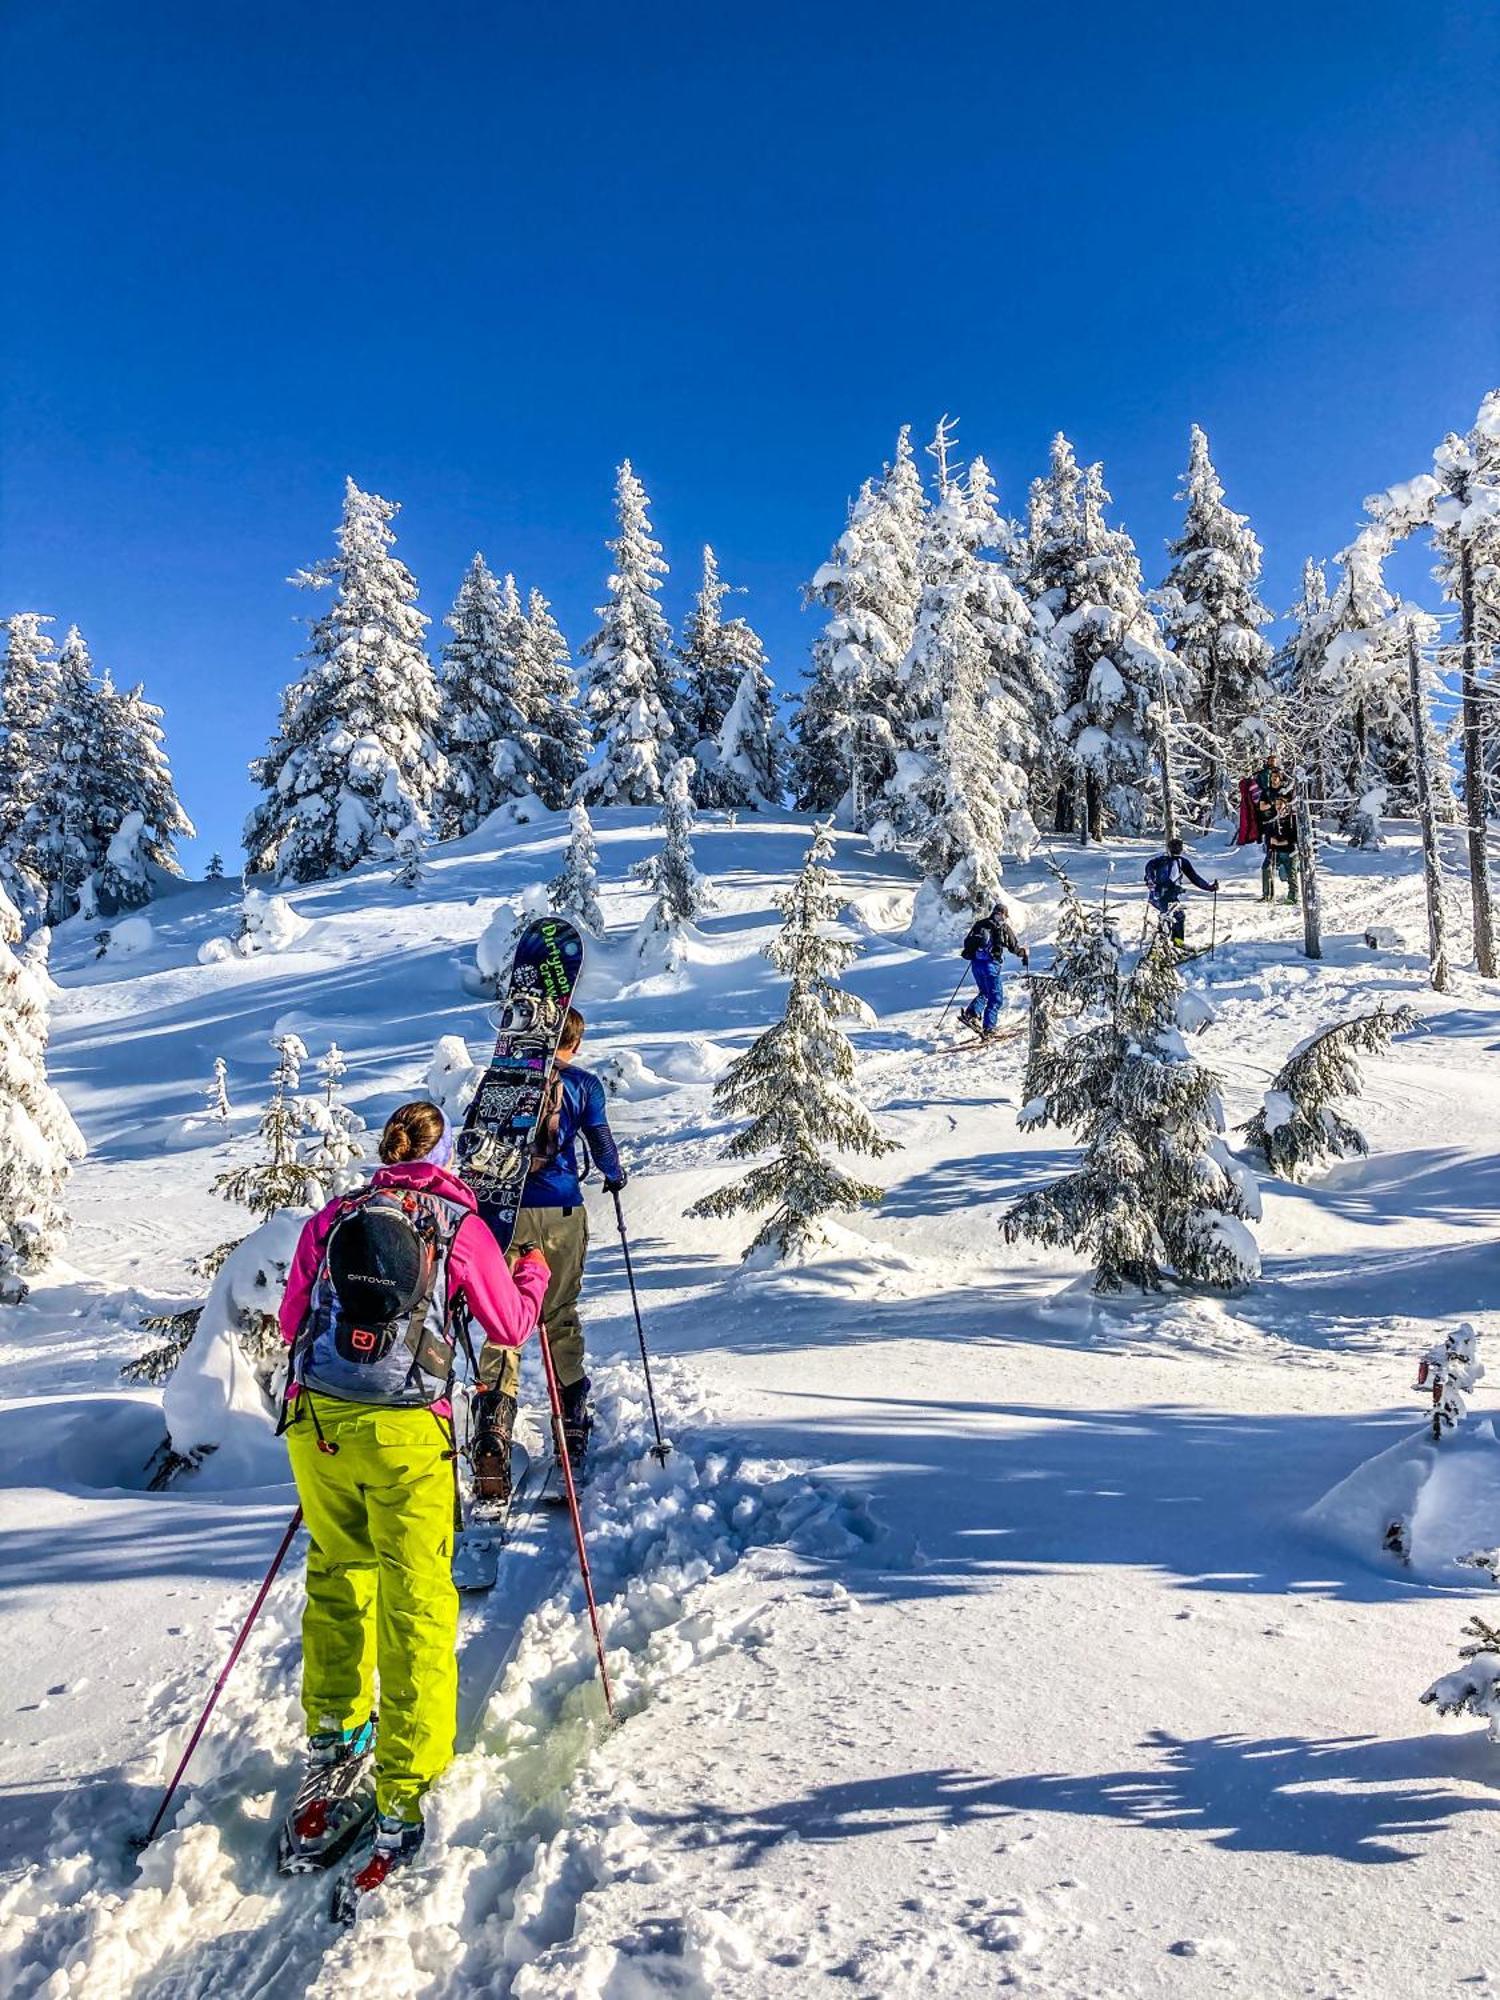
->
xmin=1241 ymin=1004 xmax=1419 ymax=1180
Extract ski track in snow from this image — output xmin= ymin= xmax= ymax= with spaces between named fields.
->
xmin=6 ymin=809 xmax=1500 ymax=1996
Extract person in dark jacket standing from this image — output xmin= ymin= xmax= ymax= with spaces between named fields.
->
xmin=471 ymin=1007 xmax=624 ymax=1489
xmin=958 ymin=903 xmax=1030 ymax=1040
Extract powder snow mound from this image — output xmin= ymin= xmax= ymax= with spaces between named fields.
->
xmin=1306 ymin=1419 xmax=1500 ymax=1583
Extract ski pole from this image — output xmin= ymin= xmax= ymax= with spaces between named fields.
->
xmin=611 ymin=1189 xmax=670 ymax=1464
xmin=935 ymin=966 xmax=968 ymax=1033
xmin=538 ymin=1322 xmax=617 ymax=1724
xmin=1210 ymin=888 xmax=1219 ymax=960
xmin=140 ymin=1506 xmax=303 ymax=1848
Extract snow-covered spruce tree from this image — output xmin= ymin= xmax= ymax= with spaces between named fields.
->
xmin=1161 ymin=425 xmax=1275 ymax=818
xmin=1241 ymin=1003 xmax=1419 ymax=1180
xmin=245 ymin=478 xmax=446 ymax=882
xmin=1018 ymin=872 xmax=1123 ymax=1114
xmin=1278 ymin=559 xmax=1339 ymax=806
xmin=211 ymin=1034 xmax=326 ymax=1218
xmin=710 ymin=649 xmax=788 ymax=811
xmin=0 ymin=883 xmax=85 ymax=1301
xmin=677 ymin=547 xmax=744 ymax=762
xmin=435 ymin=555 xmax=532 ymax=835
xmin=886 ymin=429 xmax=1041 ymax=916
xmin=793 ymin=429 xmax=927 ymax=824
xmin=206 ymin=852 xmax=225 ymax=880
xmin=206 ymin=1057 xmax=231 ymax=1123
xmin=1421 ymin=1615 xmax=1500 ymax=1741
xmin=1025 ymin=439 xmax=1187 ymax=843
xmin=0 ymin=614 xmax=58 ymax=923
xmin=515 ymin=588 xmax=590 ymax=809
xmin=301 ymin=1041 xmax=366 ymax=1190
xmin=688 ymin=824 xmax=898 ymax=1259
xmin=87 ymin=678 xmax=196 ymax=911
xmin=1004 ymin=928 xmax=1260 ymax=1292
xmin=578 ymin=460 xmax=677 ymax=806
xmin=548 ymin=799 xmax=605 ymax=933
xmin=638 ymin=754 xmax=707 ymax=933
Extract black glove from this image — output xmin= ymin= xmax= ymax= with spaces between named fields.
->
xmin=603 ymin=1171 xmax=628 ymax=1195
xmin=1211 ymin=881 xmax=1221 ymax=894
xmin=1021 ymin=947 xmax=1031 ymax=966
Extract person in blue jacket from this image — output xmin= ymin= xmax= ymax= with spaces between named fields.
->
xmin=958 ymin=903 xmax=1030 ymax=1040
xmin=1145 ymin=837 xmax=1219 ymax=946
xmin=471 ymin=1007 xmax=624 ymax=1492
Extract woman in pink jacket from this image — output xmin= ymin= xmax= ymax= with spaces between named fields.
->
xmin=278 ymin=1098 xmax=549 ymax=1895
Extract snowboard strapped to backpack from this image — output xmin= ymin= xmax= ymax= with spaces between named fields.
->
xmin=291 ymin=1185 xmax=468 ymax=1409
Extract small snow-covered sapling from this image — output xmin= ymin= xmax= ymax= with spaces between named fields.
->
xmin=1414 ymin=1321 xmax=1483 ymax=1441
xmin=1421 ymin=1615 xmax=1500 ymax=1740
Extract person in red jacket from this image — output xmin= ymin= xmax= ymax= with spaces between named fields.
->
xmin=278 ymin=1099 xmax=549 ymax=1893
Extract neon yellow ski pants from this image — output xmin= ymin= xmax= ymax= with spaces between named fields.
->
xmin=285 ymin=1394 xmax=458 ymax=1821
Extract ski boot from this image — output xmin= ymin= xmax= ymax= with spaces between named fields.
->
xmin=470 ymin=1386 xmax=517 ymax=1515
xmin=559 ymin=1375 xmax=593 ymax=1474
xmin=956 ymin=1005 xmax=981 ymax=1036
xmin=278 ymin=1717 xmax=376 ymax=1873
xmin=332 ymin=1811 xmax=425 ymax=1923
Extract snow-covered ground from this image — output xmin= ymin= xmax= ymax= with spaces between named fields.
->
xmin=4 ymin=807 xmax=1500 ymax=1998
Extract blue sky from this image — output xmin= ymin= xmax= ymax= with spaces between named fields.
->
xmin=2 ymin=0 xmax=1495 ymax=864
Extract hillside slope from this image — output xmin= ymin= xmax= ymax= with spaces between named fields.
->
xmin=3 ymin=807 xmax=1500 ymax=1998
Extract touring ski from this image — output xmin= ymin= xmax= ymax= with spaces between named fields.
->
xmin=452 ymin=1442 xmax=535 ymax=1593
xmin=456 ymin=916 xmax=586 ymax=1250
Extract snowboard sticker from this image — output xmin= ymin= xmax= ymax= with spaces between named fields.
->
xmin=456 ymin=916 xmax=585 ymax=1249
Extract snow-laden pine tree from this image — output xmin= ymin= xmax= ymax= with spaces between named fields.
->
xmin=1242 ymin=1004 xmax=1418 ymax=1179
xmin=206 ymin=1057 xmax=231 ymax=1122
xmin=710 ymin=649 xmax=787 ymax=810
xmin=793 ymin=429 xmax=927 ymax=823
xmin=86 ymin=678 xmax=195 ymax=910
xmin=0 ymin=614 xmax=58 ymax=923
xmin=1161 ymin=425 xmax=1276 ymax=817
xmin=246 ymin=479 xmax=446 ymax=882
xmin=0 ymin=882 xmax=85 ymax=1300
xmin=1005 ymin=925 xmax=1260 ymax=1291
xmin=301 ymin=1042 xmax=366 ymax=1190
xmin=578 ymin=461 xmax=677 ymax=806
xmin=678 ymin=548 xmax=787 ymax=808
xmin=549 ymin=799 xmax=605 ymax=933
xmin=638 ymin=755 xmax=706 ymax=930
xmin=688 ymin=824 xmax=897 ymax=1259
xmin=435 ymin=555 xmax=532 ymax=835
xmin=212 ymin=1034 xmax=326 ymax=1217
xmin=515 ymin=589 xmax=590 ymax=809
xmin=1279 ymin=559 xmax=1337 ymax=802
xmin=1025 ymin=439 xmax=1186 ymax=842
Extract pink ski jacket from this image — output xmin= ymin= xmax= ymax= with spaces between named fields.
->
xmin=279 ymin=1161 xmax=550 ymax=1381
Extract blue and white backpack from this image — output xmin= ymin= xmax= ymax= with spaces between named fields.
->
xmin=292 ymin=1185 xmax=468 ymax=1408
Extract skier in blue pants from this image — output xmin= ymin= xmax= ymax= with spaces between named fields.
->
xmin=958 ymin=905 xmax=1029 ymax=1040
xmin=1145 ymin=838 xmax=1219 ymax=948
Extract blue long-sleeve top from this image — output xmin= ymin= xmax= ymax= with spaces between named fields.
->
xmin=522 ymin=1062 xmax=622 ymax=1208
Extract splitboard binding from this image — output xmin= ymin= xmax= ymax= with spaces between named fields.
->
xmin=277 ymin=1721 xmax=377 ymax=1875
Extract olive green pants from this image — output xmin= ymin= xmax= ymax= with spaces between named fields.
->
xmin=480 ymin=1203 xmax=589 ymax=1396
xmin=285 ymin=1394 xmax=458 ymax=1821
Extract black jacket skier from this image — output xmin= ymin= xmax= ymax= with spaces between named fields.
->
xmin=1145 ymin=839 xmax=1218 ymax=947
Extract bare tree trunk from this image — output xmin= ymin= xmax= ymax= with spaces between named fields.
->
xmin=1085 ymin=772 xmax=1102 ymax=845
xmin=1407 ymin=622 xmax=1451 ymax=993
xmin=1295 ymin=785 xmax=1322 ymax=961
xmin=1158 ymin=702 xmax=1178 ymax=846
xmin=1459 ymin=544 xmax=1497 ymax=977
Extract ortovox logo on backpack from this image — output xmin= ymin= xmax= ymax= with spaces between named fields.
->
xmin=294 ymin=1187 xmax=466 ymax=1408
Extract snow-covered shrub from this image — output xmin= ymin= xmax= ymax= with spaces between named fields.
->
xmin=1415 ymin=1323 xmax=1484 ymax=1442
xmin=1005 ymin=904 xmax=1259 ymax=1293
xmin=640 ymin=755 xmax=708 ymax=924
xmin=393 ymin=826 xmax=426 ymax=892
xmin=549 ymin=800 xmax=605 ymax=934
xmin=688 ymin=823 xmax=898 ymax=1260
xmin=425 ymin=1033 xmax=483 ymax=1121
xmin=0 ymin=883 xmax=86 ymax=1301
xmin=1242 ymin=1004 xmax=1418 ymax=1179
xmin=103 ymin=913 xmax=153 ymax=956
xmin=159 ymin=1210 xmax=307 ymax=1478
xmin=213 ymin=887 xmax=311 ymax=959
xmin=1422 ymin=1617 xmax=1500 ymax=1741
xmin=206 ymin=1057 xmax=231 ymax=1122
